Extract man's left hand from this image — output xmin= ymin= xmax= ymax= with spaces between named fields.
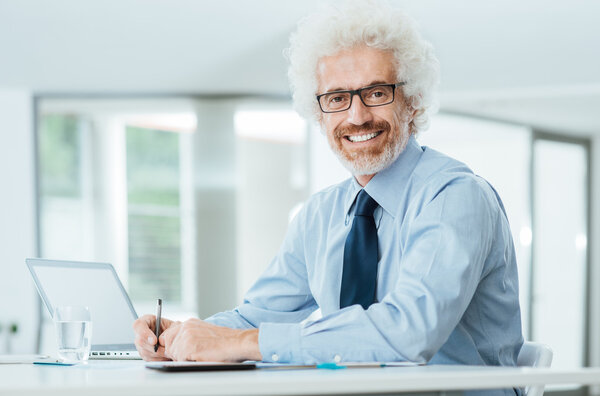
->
xmin=160 ymin=318 xmax=262 ymax=362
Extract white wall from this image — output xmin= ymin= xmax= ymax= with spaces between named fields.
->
xmin=591 ymin=136 xmax=600 ymax=395
xmin=231 ymin=105 xmax=309 ymax=302
xmin=0 ymin=90 xmax=38 ymax=353
xmin=193 ymin=100 xmax=238 ymax=318
xmin=236 ymin=138 xmax=307 ymax=300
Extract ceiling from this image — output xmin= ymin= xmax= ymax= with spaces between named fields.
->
xmin=1 ymin=0 xmax=599 ymax=136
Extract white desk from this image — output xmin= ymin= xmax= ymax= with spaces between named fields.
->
xmin=1 ymin=361 xmax=600 ymax=396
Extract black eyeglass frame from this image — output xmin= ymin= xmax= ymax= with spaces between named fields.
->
xmin=316 ymin=82 xmax=406 ymax=113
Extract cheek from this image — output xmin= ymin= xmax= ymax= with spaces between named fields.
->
xmin=388 ymin=106 xmax=410 ymax=132
xmin=320 ymin=115 xmax=334 ymax=131
xmin=326 ymin=130 xmax=341 ymax=148
xmin=321 ymin=119 xmax=339 ymax=140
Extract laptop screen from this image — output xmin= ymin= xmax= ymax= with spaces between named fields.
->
xmin=27 ymin=258 xmax=138 ymax=347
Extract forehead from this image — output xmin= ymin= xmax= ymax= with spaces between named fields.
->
xmin=317 ymin=46 xmax=396 ymax=92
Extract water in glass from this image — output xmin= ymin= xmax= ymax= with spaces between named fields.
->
xmin=53 ymin=306 xmax=92 ymax=363
xmin=55 ymin=320 xmax=92 ymax=361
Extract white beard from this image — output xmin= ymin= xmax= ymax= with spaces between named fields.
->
xmin=331 ymin=124 xmax=411 ymax=176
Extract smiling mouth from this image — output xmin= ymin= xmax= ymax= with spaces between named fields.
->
xmin=345 ymin=131 xmax=383 ymax=143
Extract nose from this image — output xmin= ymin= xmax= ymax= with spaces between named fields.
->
xmin=346 ymin=94 xmax=374 ymax=125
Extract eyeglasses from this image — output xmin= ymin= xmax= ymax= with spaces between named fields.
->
xmin=316 ymin=82 xmax=406 ymax=113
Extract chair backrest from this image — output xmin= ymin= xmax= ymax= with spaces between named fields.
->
xmin=517 ymin=341 xmax=553 ymax=396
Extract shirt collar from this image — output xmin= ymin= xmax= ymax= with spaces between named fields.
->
xmin=344 ymin=174 xmax=363 ymax=216
xmin=344 ymin=135 xmax=423 ymax=218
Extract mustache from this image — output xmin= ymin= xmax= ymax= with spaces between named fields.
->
xmin=334 ymin=120 xmax=391 ymax=139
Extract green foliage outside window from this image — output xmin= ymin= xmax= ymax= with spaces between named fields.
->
xmin=38 ymin=114 xmax=80 ymax=197
xmin=126 ymin=126 xmax=180 ymax=207
xmin=126 ymin=126 xmax=182 ymax=303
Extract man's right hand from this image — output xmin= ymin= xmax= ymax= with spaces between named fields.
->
xmin=133 ymin=314 xmax=179 ymax=361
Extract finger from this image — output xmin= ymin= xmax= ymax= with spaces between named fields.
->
xmin=134 ymin=315 xmax=179 ymax=347
xmin=160 ymin=322 xmax=182 ymax=347
xmin=159 ymin=317 xmax=176 ymax=332
xmin=134 ymin=327 xmax=157 ymax=349
xmin=136 ymin=334 xmax=159 ymax=353
xmin=167 ymin=343 xmax=188 ymax=362
xmin=133 ymin=315 xmax=158 ymax=339
xmin=163 ymin=338 xmax=177 ymax=361
xmin=139 ymin=348 xmax=170 ymax=362
xmin=134 ymin=338 xmax=157 ymax=362
xmin=147 ymin=345 xmax=169 ymax=361
xmin=135 ymin=335 xmax=171 ymax=361
xmin=139 ymin=314 xmax=158 ymax=329
xmin=164 ymin=328 xmax=187 ymax=361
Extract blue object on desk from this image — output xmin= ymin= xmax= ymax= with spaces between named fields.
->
xmin=34 ymin=360 xmax=76 ymax=366
xmin=316 ymin=363 xmax=346 ymax=370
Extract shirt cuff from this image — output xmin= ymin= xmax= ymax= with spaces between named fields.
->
xmin=258 ymin=322 xmax=302 ymax=363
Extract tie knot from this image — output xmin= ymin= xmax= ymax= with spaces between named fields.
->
xmin=354 ymin=189 xmax=378 ymax=217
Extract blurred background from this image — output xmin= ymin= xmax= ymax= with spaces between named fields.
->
xmin=0 ymin=1 xmax=599 ymax=393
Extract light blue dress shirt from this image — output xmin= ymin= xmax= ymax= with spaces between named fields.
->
xmin=207 ymin=135 xmax=523 ymax=371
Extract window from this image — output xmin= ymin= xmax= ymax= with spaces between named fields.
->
xmin=36 ymin=97 xmax=309 ymax=324
xmin=37 ymin=99 xmax=197 ymax=317
xmin=38 ymin=114 xmax=89 ymax=261
xmin=39 ymin=114 xmax=81 ymax=198
xmin=126 ymin=126 xmax=182 ymax=303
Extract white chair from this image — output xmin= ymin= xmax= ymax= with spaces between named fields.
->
xmin=517 ymin=341 xmax=553 ymax=396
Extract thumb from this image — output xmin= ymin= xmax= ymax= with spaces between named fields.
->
xmin=159 ymin=333 xmax=167 ymax=346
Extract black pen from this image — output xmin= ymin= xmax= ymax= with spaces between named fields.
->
xmin=154 ymin=298 xmax=162 ymax=352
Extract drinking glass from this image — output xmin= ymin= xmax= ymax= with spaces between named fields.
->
xmin=53 ymin=306 xmax=92 ymax=363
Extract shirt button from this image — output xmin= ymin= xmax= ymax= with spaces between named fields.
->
xmin=271 ymin=354 xmax=279 ymax=362
xmin=334 ymin=354 xmax=342 ymax=363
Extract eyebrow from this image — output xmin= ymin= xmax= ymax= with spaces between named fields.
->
xmin=324 ymin=80 xmax=390 ymax=93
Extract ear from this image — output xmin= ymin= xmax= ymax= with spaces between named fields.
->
xmin=407 ymin=106 xmax=423 ymax=125
xmin=411 ymin=106 xmax=419 ymax=119
xmin=406 ymin=106 xmax=420 ymax=136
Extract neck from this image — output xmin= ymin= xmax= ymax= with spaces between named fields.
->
xmin=355 ymin=174 xmax=375 ymax=187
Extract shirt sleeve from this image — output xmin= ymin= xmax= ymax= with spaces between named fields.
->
xmin=204 ymin=204 xmax=318 ymax=332
xmin=259 ymin=176 xmax=499 ymax=364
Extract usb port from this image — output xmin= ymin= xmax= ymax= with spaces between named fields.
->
xmin=99 ymin=352 xmax=105 ymax=356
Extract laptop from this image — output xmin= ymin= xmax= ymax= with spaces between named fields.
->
xmin=26 ymin=258 xmax=141 ymax=360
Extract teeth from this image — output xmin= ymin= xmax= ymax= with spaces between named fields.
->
xmin=347 ymin=132 xmax=380 ymax=143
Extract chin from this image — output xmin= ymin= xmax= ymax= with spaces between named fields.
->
xmin=339 ymin=155 xmax=390 ymax=176
xmin=334 ymin=132 xmax=410 ymax=176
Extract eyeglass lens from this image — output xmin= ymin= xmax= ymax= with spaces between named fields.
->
xmin=320 ymin=84 xmax=395 ymax=112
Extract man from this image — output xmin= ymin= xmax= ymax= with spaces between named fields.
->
xmin=134 ymin=0 xmax=523 ymax=372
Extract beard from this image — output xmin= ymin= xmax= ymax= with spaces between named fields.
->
xmin=327 ymin=114 xmax=411 ymax=176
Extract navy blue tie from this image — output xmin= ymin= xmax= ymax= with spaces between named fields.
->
xmin=340 ymin=189 xmax=379 ymax=309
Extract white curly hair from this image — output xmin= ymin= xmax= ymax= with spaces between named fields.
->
xmin=285 ymin=0 xmax=440 ymax=134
